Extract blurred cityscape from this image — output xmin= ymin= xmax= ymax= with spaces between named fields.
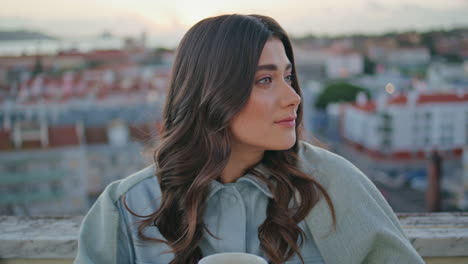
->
xmin=0 ymin=27 xmax=468 ymax=216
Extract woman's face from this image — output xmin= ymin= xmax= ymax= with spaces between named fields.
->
xmin=229 ymin=38 xmax=301 ymax=152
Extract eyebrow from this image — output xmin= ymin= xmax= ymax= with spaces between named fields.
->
xmin=256 ymin=63 xmax=292 ymax=72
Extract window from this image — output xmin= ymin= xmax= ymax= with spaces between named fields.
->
xmin=466 ymin=111 xmax=468 ymax=144
xmin=439 ymin=112 xmax=455 ymax=147
xmin=425 ymin=112 xmax=432 ymax=119
xmin=379 ymin=112 xmax=393 ymax=149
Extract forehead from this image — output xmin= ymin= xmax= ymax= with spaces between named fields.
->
xmin=257 ymin=38 xmax=290 ymax=66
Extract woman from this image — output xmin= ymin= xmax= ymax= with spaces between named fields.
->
xmin=74 ymin=14 xmax=424 ymax=264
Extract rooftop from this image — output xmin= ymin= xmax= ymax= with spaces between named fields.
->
xmin=0 ymin=213 xmax=467 ymax=263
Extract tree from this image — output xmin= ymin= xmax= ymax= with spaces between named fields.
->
xmin=314 ymin=82 xmax=371 ymax=109
xmin=32 ymin=56 xmax=43 ymax=76
xmin=443 ymin=53 xmax=463 ymax=63
xmin=363 ymin=56 xmax=376 ymax=75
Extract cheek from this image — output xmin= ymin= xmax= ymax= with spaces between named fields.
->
xmin=230 ymin=93 xmax=274 ymax=141
xmin=241 ymin=95 xmax=272 ymax=122
xmin=229 ymin=91 xmax=296 ymax=150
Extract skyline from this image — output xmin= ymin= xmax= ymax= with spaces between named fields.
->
xmin=1 ymin=0 xmax=468 ymax=47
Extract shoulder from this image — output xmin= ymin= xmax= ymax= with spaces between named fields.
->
xmin=75 ymin=165 xmax=164 ymax=263
xmin=101 ymin=165 xmax=161 ymax=212
xmin=297 ymin=140 xmax=351 ymax=171
xmin=298 ymin=141 xmax=424 ymax=263
xmin=297 ymin=140 xmax=397 ymax=229
xmin=297 ymin=140 xmax=368 ymax=188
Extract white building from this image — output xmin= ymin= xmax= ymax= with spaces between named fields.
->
xmin=341 ymin=91 xmax=468 ymax=159
xmin=353 ymin=70 xmax=410 ymax=97
xmin=293 ymin=46 xmax=328 ymax=80
xmin=385 ymin=47 xmax=431 ymax=66
xmin=325 ymin=50 xmax=364 ymax=79
xmin=427 ymin=62 xmax=468 ymax=91
xmin=460 ymin=146 xmax=468 ymax=210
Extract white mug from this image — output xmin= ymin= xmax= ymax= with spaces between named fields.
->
xmin=198 ymin=252 xmax=268 ymax=264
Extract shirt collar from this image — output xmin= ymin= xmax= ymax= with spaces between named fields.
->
xmin=207 ymin=163 xmax=273 ymax=200
xmin=238 ymin=173 xmax=273 ymax=198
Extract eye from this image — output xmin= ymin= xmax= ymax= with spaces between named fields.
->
xmin=257 ymin=77 xmax=272 ymax=85
xmin=285 ymin=74 xmax=294 ymax=83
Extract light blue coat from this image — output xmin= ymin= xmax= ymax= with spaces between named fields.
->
xmin=74 ymin=141 xmax=425 ymax=263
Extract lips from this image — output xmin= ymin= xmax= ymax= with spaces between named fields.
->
xmin=275 ymin=116 xmax=297 ymax=123
xmin=275 ymin=117 xmax=296 ymax=123
xmin=274 ymin=116 xmax=296 ymax=128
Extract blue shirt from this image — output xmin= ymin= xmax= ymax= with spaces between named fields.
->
xmin=116 ymin=171 xmax=325 ymax=264
xmin=74 ymin=141 xmax=424 ymax=264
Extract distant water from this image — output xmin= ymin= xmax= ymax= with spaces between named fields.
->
xmin=0 ymin=32 xmax=182 ymax=56
xmin=0 ymin=37 xmax=130 ymax=56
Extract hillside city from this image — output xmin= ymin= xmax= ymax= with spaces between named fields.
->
xmin=0 ymin=27 xmax=467 ymax=216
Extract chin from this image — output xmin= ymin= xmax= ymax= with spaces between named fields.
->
xmin=269 ymin=137 xmax=296 ymax=150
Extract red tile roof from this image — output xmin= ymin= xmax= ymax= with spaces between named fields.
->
xmin=350 ymin=102 xmax=376 ymax=112
xmin=417 ymin=93 xmax=468 ymax=104
xmin=351 ymin=91 xmax=468 ymax=112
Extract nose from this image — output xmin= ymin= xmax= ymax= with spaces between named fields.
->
xmin=280 ymin=82 xmax=301 ymax=109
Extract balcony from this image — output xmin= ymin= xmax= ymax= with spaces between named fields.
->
xmin=0 ymin=213 xmax=467 ymax=263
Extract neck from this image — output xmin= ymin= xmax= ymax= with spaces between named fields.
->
xmin=220 ymin=145 xmax=264 ymax=184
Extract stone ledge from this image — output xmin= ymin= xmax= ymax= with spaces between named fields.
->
xmin=0 ymin=216 xmax=83 ymax=259
xmin=0 ymin=213 xmax=467 ymax=259
xmin=398 ymin=213 xmax=468 ymax=257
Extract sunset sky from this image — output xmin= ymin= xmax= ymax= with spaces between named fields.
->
xmin=1 ymin=0 xmax=468 ymax=45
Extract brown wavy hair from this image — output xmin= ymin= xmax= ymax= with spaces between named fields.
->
xmin=125 ymin=14 xmax=336 ymax=264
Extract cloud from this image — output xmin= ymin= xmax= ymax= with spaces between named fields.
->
xmin=0 ymin=13 xmax=177 ymax=39
xmin=367 ymin=0 xmax=387 ymax=11
xmin=2 ymin=0 xmax=468 ymax=40
xmin=285 ymin=3 xmax=468 ymax=37
xmin=0 ymin=17 xmax=36 ymax=30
